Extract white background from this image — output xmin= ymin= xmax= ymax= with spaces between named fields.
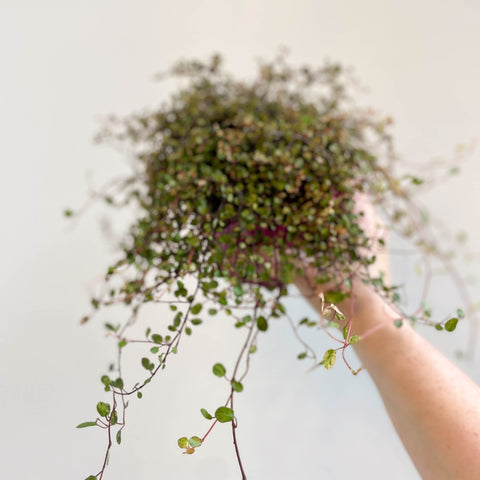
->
xmin=1 ymin=1 xmax=479 ymax=479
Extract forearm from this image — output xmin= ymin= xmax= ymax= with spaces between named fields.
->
xmin=354 ymin=309 xmax=480 ymax=480
xmin=296 ymin=271 xmax=480 ymax=478
xmin=294 ymin=190 xmax=480 ymax=478
xmin=335 ymin=283 xmax=480 ymax=479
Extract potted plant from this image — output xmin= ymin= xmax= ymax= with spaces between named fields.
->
xmin=70 ymin=52 xmax=470 ymax=480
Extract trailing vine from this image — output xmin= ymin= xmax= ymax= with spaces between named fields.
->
xmin=68 ymin=52 xmax=472 ymax=480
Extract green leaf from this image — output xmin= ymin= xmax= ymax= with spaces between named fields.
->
xmin=152 ymin=334 xmax=163 ymax=344
xmin=105 ymin=322 xmax=118 ymax=332
xmin=111 ymin=378 xmax=124 ymax=389
xmin=233 ymin=285 xmax=245 ymax=297
xmin=200 ymin=408 xmax=213 ymax=420
xmin=191 ymin=303 xmax=203 ymax=314
xmin=435 ymin=323 xmax=444 ymax=331
xmin=189 ymin=436 xmax=202 ymax=448
xmin=321 ymin=349 xmax=337 ymax=370
xmin=218 ymin=292 xmax=228 ymax=306
xmin=116 ymin=430 xmax=122 ymax=445
xmin=257 ymin=316 xmax=268 ymax=331
xmin=96 ymin=402 xmax=111 ymax=417
xmin=324 ymin=291 xmax=348 ymax=304
xmin=178 ymin=436 xmax=189 ymax=449
xmin=85 ymin=476 xmax=97 ymax=480
xmin=64 ymin=209 xmax=73 ymax=217
xmin=232 ymin=380 xmax=243 ymax=392
xmin=276 ymin=302 xmax=286 ymax=314
xmin=108 ymin=409 xmax=117 ymax=425
xmin=297 ymin=352 xmax=307 ymax=360
xmin=348 ymin=335 xmax=361 ymax=344
xmin=394 ymin=319 xmax=403 ymax=328
xmin=173 ymin=311 xmax=183 ymax=326
xmin=445 ymin=317 xmax=458 ymax=332
xmin=212 ymin=363 xmax=226 ymax=377
xmin=215 ymin=406 xmax=234 ymax=423
xmin=76 ymin=421 xmax=97 ymax=429
xmin=410 ymin=176 xmax=424 ymax=186
xmin=141 ymin=357 xmax=154 ymax=370
xmin=208 ymin=308 xmax=218 ymax=315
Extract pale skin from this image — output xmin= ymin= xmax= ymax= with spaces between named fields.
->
xmin=294 ymin=196 xmax=480 ymax=480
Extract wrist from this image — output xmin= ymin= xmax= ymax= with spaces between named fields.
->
xmin=326 ymin=280 xmax=397 ymax=338
xmin=294 ymin=270 xmax=398 ymax=338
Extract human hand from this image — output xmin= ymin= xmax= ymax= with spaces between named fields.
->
xmin=293 ymin=192 xmax=392 ymax=332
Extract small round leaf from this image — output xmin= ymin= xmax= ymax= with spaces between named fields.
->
xmin=321 ymin=349 xmax=337 ymax=370
xmin=212 ymin=363 xmax=226 ymax=377
xmin=445 ymin=317 xmax=458 ymax=332
xmin=232 ymin=380 xmax=243 ymax=392
xmin=110 ymin=410 xmax=118 ymax=425
xmin=178 ymin=437 xmax=189 ymax=449
xmin=96 ymin=402 xmax=111 ymax=417
xmin=215 ymin=406 xmax=234 ymax=423
xmin=200 ymin=408 xmax=213 ymax=420
xmin=257 ymin=316 xmax=268 ymax=331
xmin=191 ymin=303 xmax=203 ymax=314
xmin=189 ymin=436 xmax=202 ymax=448
xmin=141 ymin=357 xmax=154 ymax=370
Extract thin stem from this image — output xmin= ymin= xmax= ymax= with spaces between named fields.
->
xmin=201 ymin=419 xmax=219 ymax=443
xmin=231 ymin=395 xmax=247 ymax=480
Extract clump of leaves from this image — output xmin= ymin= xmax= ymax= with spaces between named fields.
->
xmin=71 ymin=52 xmax=468 ymax=479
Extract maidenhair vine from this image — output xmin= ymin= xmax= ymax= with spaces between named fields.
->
xmin=69 ymin=51 xmax=471 ymax=480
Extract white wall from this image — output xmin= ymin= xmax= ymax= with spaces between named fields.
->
xmin=1 ymin=1 xmax=479 ymax=479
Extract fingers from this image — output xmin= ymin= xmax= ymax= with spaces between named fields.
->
xmin=353 ymin=192 xmax=388 ymax=251
xmin=353 ymin=192 xmax=391 ymax=285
